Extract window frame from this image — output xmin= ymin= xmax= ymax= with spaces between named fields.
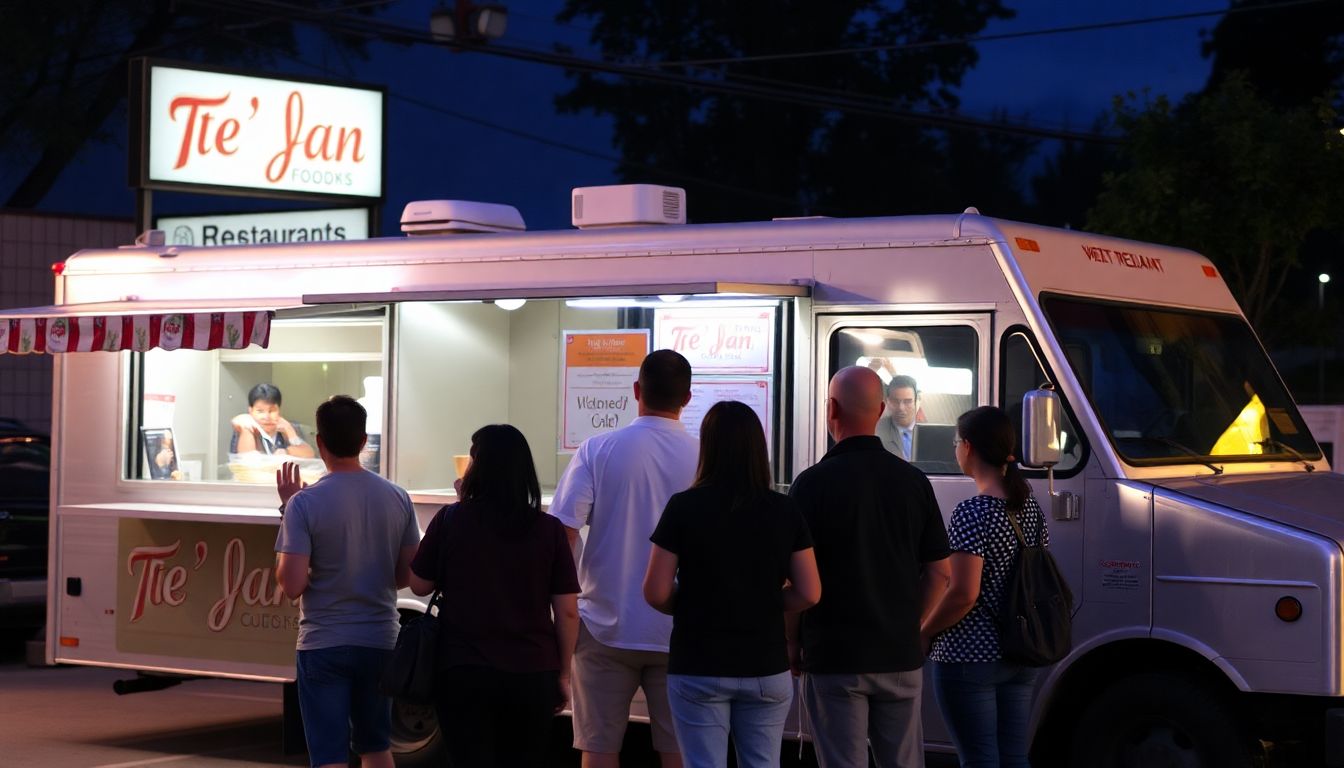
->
xmin=998 ymin=324 xmax=1090 ymax=480
xmin=121 ymin=306 xmax=390 ymax=487
xmin=815 ymin=311 xmax=992 ymax=474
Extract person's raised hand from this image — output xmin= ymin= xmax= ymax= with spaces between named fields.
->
xmin=230 ymin=414 xmax=254 ymax=434
xmin=276 ymin=416 xmax=300 ymax=440
xmin=277 ymin=462 xmax=307 ymax=507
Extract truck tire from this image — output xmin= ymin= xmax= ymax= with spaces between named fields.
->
xmin=389 ymin=696 xmax=444 ymax=767
xmin=1069 ymin=672 xmax=1251 ymax=768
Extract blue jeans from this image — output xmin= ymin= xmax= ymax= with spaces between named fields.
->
xmin=930 ymin=660 xmax=1040 ymax=768
xmin=666 ymin=672 xmax=793 ymax=768
xmin=295 ymin=645 xmax=394 ymax=767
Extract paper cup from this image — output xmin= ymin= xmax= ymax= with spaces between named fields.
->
xmin=453 ymin=454 xmax=471 ymax=478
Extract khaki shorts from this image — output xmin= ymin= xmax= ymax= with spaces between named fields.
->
xmin=571 ymin=620 xmax=678 ymax=754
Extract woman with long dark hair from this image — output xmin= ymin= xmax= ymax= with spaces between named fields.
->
xmin=920 ymin=406 xmax=1049 ymax=767
xmin=642 ymin=400 xmax=821 ymax=768
xmin=408 ymin=424 xmax=579 ymax=767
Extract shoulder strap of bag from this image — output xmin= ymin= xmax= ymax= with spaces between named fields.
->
xmin=1005 ymin=505 xmax=1028 ymax=548
xmin=430 ymin=503 xmax=459 ymax=608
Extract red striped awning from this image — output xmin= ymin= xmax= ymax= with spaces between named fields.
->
xmin=0 ymin=311 xmax=271 ymax=355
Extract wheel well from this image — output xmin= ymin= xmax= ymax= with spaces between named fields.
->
xmin=1032 ymin=639 xmax=1241 ymax=766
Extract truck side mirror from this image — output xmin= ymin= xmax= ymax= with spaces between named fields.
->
xmin=1022 ymin=386 xmax=1063 ymax=468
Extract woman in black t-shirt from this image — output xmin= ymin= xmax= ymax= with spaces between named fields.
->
xmin=644 ymin=400 xmax=821 ymax=768
xmin=408 ymin=424 xmax=580 ymax=767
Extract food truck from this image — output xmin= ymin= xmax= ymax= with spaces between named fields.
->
xmin=8 ymin=185 xmax=1343 ymax=767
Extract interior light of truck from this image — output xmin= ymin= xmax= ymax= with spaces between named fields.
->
xmin=59 ymin=636 xmax=80 ymax=647
xmin=1275 ymin=596 xmax=1303 ymax=622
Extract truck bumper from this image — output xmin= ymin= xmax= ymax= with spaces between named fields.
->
xmin=0 ymin=578 xmax=46 ymax=607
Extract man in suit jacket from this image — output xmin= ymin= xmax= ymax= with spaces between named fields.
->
xmin=876 ymin=374 xmax=919 ymax=460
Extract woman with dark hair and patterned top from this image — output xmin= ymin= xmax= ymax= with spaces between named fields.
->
xmin=921 ymin=405 xmax=1049 ymax=768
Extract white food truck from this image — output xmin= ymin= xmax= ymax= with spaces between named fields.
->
xmin=8 ymin=185 xmax=1343 ymax=767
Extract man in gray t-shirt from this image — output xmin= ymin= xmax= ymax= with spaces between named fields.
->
xmin=275 ymin=395 xmax=419 ymax=768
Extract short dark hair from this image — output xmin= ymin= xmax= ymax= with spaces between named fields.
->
xmin=887 ymin=375 xmax=919 ymax=397
xmin=693 ymin=400 xmax=771 ymax=510
xmin=638 ymin=350 xmax=692 ymax=412
xmin=315 ymin=395 xmax=366 ymax=458
xmin=248 ymin=383 xmax=282 ymax=407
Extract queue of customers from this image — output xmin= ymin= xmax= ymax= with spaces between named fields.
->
xmin=273 ymin=351 xmax=1052 ymax=768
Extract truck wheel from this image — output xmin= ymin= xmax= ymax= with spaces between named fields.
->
xmin=389 ymin=697 xmax=444 ymax=767
xmin=1069 ymin=672 xmax=1251 ymax=768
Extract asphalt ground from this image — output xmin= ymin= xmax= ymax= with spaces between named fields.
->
xmin=1 ymin=627 xmax=956 ymax=767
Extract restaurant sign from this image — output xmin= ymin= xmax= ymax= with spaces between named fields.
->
xmin=157 ymin=208 xmax=370 ymax=246
xmin=132 ymin=60 xmax=384 ymax=199
xmin=116 ymin=517 xmax=298 ymax=667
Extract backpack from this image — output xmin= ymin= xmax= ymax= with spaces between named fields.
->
xmin=996 ymin=507 xmax=1074 ymax=666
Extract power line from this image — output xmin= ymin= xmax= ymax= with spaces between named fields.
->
xmin=640 ymin=0 xmax=1334 ymax=69
xmin=235 ymin=39 xmax=818 ymax=213
xmin=209 ymin=0 xmax=1123 ymax=144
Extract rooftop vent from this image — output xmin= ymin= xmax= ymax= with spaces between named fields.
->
xmin=572 ymin=184 xmax=685 ymax=229
xmin=400 ymin=200 xmax=526 ymax=236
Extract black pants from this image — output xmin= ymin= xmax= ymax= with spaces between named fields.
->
xmin=434 ymin=665 xmax=559 ymax=767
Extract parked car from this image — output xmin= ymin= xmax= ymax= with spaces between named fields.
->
xmin=0 ymin=418 xmax=49 ymax=628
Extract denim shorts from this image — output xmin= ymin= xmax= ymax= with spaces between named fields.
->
xmin=295 ymin=645 xmax=394 ymax=767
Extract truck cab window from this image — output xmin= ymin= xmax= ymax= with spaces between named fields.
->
xmin=130 ymin=310 xmax=387 ymax=483
xmin=828 ymin=324 xmax=978 ymax=475
xmin=1001 ymin=330 xmax=1083 ymax=473
xmin=1041 ymin=296 xmax=1319 ymax=464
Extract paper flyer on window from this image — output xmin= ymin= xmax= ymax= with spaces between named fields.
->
xmin=561 ymin=330 xmax=651 ymax=450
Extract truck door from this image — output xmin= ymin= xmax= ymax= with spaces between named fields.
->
xmin=813 ymin=312 xmax=990 ymax=747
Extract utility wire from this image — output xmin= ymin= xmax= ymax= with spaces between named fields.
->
xmin=224 ymin=36 xmax=818 ymax=213
xmin=639 ymin=0 xmax=1334 ymax=68
xmin=210 ymin=0 xmax=1122 ymax=144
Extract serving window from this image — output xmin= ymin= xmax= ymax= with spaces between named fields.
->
xmin=127 ymin=308 xmax=387 ymax=484
xmin=391 ymin=296 xmax=793 ymax=496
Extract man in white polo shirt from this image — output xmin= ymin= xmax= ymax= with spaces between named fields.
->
xmin=551 ymin=349 xmax=698 ymax=768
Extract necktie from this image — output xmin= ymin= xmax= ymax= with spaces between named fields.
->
xmin=902 ymin=429 xmax=912 ymax=459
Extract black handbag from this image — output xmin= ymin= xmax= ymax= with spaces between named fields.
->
xmin=379 ymin=589 xmax=443 ymax=704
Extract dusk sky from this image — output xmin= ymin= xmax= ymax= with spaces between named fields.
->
xmin=32 ymin=0 xmax=1220 ymax=234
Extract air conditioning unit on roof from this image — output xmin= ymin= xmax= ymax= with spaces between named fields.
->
xmin=400 ymin=200 xmax=525 ymax=236
xmin=572 ymin=184 xmax=686 ymax=229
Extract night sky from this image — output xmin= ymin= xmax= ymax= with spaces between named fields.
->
xmin=28 ymin=0 xmax=1218 ymax=234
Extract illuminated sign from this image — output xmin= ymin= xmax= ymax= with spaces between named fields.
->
xmin=156 ymin=208 xmax=370 ymax=246
xmin=134 ymin=61 xmax=384 ymax=199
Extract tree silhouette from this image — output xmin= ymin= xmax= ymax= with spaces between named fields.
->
xmin=1086 ymin=75 xmax=1344 ymax=338
xmin=0 ymin=0 xmax=380 ymax=208
xmin=554 ymin=0 xmax=1024 ymax=222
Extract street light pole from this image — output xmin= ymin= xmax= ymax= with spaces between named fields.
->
xmin=1320 ymin=273 xmax=1331 ymax=403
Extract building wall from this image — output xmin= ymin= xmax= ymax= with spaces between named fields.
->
xmin=0 ymin=211 xmax=134 ymax=434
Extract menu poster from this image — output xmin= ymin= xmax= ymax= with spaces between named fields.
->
xmin=654 ymin=306 xmax=775 ymax=374
xmin=682 ymin=378 xmax=774 ymax=454
xmin=562 ymin=330 xmax=650 ymax=450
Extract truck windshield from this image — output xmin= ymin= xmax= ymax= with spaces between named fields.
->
xmin=1041 ymin=296 xmax=1320 ymax=465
